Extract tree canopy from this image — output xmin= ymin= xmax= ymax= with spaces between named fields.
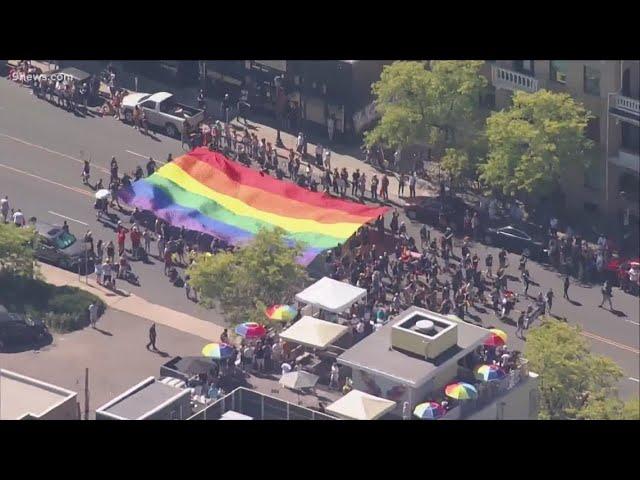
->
xmin=479 ymin=89 xmax=594 ymax=199
xmin=0 ymin=223 xmax=38 ymax=278
xmin=577 ymin=394 xmax=640 ymax=420
xmin=525 ymin=317 xmax=625 ymax=420
xmin=186 ymin=228 xmax=309 ymax=328
xmin=365 ymin=60 xmax=487 ymax=155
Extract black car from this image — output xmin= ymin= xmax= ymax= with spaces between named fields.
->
xmin=405 ymin=195 xmax=470 ymax=232
xmin=0 ymin=306 xmax=49 ymax=352
xmin=34 ymin=222 xmax=93 ymax=271
xmin=484 ymin=226 xmax=545 ymax=259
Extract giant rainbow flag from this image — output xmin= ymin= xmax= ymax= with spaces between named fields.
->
xmin=119 ymin=147 xmax=389 ymax=265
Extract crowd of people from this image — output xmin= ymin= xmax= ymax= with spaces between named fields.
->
xmin=9 ymin=60 xmax=100 ymax=114
xmin=319 ymin=219 xmax=558 ymax=340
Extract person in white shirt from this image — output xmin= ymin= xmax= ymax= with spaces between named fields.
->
xmin=88 ymin=303 xmax=99 ymax=328
xmin=12 ymin=209 xmax=25 ymax=227
xmin=329 ymin=362 xmax=340 ymax=389
xmin=296 ymin=132 xmax=304 ymax=154
xmin=281 ymin=362 xmax=292 ymax=377
xmin=1 ymin=196 xmax=9 ymax=223
xmin=323 ymin=149 xmax=331 ymax=171
xmin=628 ymin=266 xmax=639 ymax=295
xmin=355 ymin=319 xmax=365 ymax=337
xmin=402 ymin=401 xmax=411 ymax=420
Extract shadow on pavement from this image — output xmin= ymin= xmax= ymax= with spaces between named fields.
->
xmin=611 ymin=309 xmax=626 ymax=318
xmin=92 ymin=326 xmax=113 ymax=336
xmin=0 ymin=333 xmax=53 ymax=354
xmin=568 ymin=299 xmax=582 ymax=306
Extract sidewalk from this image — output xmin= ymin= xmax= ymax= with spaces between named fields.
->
xmin=229 ymin=120 xmax=438 ymax=207
xmin=39 ymin=263 xmax=224 ymax=342
xmin=18 ymin=60 xmax=437 ymax=205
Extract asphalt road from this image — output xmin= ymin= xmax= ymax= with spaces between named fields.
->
xmin=1 ymin=78 xmax=638 ymax=400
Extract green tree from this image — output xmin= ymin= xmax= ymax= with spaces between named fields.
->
xmin=365 ymin=60 xmax=487 ymax=156
xmin=525 ymin=317 xmax=624 ymax=420
xmin=479 ymin=89 xmax=593 ymax=199
xmin=577 ymin=394 xmax=640 ymax=420
xmin=0 ymin=223 xmax=38 ymax=278
xmin=187 ymin=227 xmax=309 ymax=328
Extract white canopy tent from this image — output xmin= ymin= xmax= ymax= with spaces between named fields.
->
xmin=326 ymin=390 xmax=397 ymax=421
xmin=279 ymin=316 xmax=349 ymax=350
xmin=295 ymin=277 xmax=367 ymax=315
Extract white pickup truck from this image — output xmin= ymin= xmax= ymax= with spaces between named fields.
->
xmin=120 ymin=91 xmax=205 ymax=138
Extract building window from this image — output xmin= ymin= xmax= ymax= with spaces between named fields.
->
xmin=514 ymin=60 xmax=535 ymax=75
xmin=550 ymin=61 xmax=567 ymax=84
xmin=583 ymin=66 xmax=601 ymax=96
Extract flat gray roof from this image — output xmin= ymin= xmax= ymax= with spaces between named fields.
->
xmin=338 ymin=307 xmax=489 ymax=387
xmin=1 ymin=369 xmax=77 ymax=420
xmin=100 ymin=380 xmax=185 ymax=420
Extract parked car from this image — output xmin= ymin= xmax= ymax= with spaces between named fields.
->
xmin=120 ymin=91 xmax=205 ymax=138
xmin=405 ymin=195 xmax=470 ymax=232
xmin=0 ymin=305 xmax=49 ymax=352
xmin=484 ymin=225 xmax=546 ymax=260
xmin=33 ymin=222 xmax=93 ymax=271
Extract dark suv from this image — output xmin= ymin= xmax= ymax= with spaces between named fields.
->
xmin=0 ymin=306 xmax=49 ymax=352
xmin=405 ymin=195 xmax=471 ymax=232
xmin=34 ymin=222 xmax=93 ymax=271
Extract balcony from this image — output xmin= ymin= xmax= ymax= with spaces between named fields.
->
xmin=491 ymin=65 xmax=539 ymax=93
xmin=610 ymin=94 xmax=640 ymax=125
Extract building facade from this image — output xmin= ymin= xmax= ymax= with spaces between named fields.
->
xmin=483 ymin=60 xmax=639 ymax=229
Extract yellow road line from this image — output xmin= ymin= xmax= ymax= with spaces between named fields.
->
xmin=0 ymin=132 xmax=110 ymax=174
xmin=0 ymin=162 xmax=93 ymax=197
xmin=580 ymin=330 xmax=640 ymax=355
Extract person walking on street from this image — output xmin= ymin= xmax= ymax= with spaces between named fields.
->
xmin=516 ymin=310 xmax=526 ymax=338
xmin=546 ymin=288 xmax=554 ymax=315
xmin=599 ymin=280 xmax=614 ymax=310
xmin=371 ymin=175 xmax=379 ymax=200
xmin=1 ymin=196 xmax=9 ymax=223
xmin=409 ymin=172 xmax=417 ymax=198
xmin=330 ymin=362 xmax=340 ymax=390
xmin=521 ymin=269 xmax=531 ymax=297
xmin=419 ymin=224 xmax=429 ymax=249
xmin=381 ymin=174 xmax=389 ymax=201
xmin=220 ymin=328 xmax=229 ymax=344
xmin=398 ymin=174 xmax=406 ymax=197
xmin=563 ymin=275 xmax=570 ymax=300
xmin=485 ymin=253 xmax=493 ymax=278
xmin=146 ymin=323 xmax=157 ymax=351
xmin=146 ymin=157 xmax=157 ymax=177
xmin=143 ymin=228 xmax=152 ymax=254
xmin=88 ymin=302 xmax=99 ymax=328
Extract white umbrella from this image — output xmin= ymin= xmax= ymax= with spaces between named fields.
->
xmin=95 ymin=189 xmax=111 ymax=200
xmin=279 ymin=370 xmax=319 ymax=390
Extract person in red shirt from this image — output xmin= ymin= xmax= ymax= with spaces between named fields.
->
xmin=130 ymin=226 xmax=142 ymax=258
xmin=117 ymin=226 xmax=127 ymax=257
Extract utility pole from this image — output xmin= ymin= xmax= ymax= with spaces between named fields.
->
xmin=84 ymin=368 xmax=90 ymax=420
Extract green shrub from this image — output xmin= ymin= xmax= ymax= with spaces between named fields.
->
xmin=43 ymin=312 xmax=89 ymax=333
xmin=0 ymin=273 xmax=104 ymax=333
